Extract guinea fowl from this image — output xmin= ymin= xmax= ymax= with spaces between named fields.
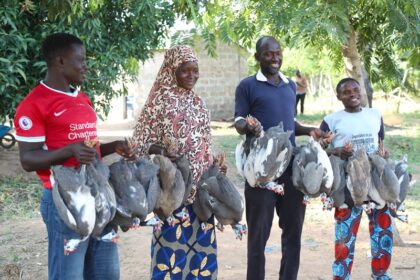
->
xmin=394 ymin=155 xmax=410 ymax=212
xmin=328 ymin=155 xmax=347 ymax=209
xmin=236 ymin=116 xmax=293 ymax=195
xmin=133 ymin=158 xmax=161 ymax=214
xmin=346 ymin=146 xmax=371 ymax=212
xmin=174 ymin=155 xmax=194 ymax=205
xmin=193 ymin=187 xmax=213 ymax=231
xmin=292 ymin=137 xmax=333 ymax=207
xmin=195 ymin=154 xmax=247 ymax=239
xmin=292 ymin=145 xmax=323 ymax=202
xmin=369 ymin=153 xmax=400 ymax=211
xmin=85 ymin=153 xmax=117 ymax=240
xmin=52 ymin=137 xmax=105 ymax=254
xmin=152 ymin=154 xmax=185 ymax=226
xmin=108 ymin=159 xmax=148 ymax=232
xmin=52 ymin=164 xmax=96 ymax=254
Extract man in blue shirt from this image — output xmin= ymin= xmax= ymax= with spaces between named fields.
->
xmin=234 ymin=36 xmax=324 ymax=280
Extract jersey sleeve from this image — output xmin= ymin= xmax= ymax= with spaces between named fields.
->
xmin=14 ymin=98 xmax=46 ymax=142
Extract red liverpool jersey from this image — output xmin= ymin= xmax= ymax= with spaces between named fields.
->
xmin=14 ymin=81 xmax=99 ymax=189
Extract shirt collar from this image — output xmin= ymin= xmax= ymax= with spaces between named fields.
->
xmin=256 ymin=69 xmax=289 ymax=84
xmin=40 ymin=81 xmax=79 ymax=97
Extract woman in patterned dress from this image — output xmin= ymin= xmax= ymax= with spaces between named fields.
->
xmin=133 ymin=45 xmax=218 ymax=279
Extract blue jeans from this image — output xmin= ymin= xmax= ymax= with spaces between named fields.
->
xmin=40 ymin=189 xmax=120 ymax=280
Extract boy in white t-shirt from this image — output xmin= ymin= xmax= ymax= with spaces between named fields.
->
xmin=320 ymin=78 xmax=392 ymax=280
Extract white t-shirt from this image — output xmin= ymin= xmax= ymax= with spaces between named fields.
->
xmin=322 ymin=108 xmax=383 ymax=155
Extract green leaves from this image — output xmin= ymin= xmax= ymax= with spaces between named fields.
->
xmin=0 ymin=0 xmax=176 ymax=123
xmin=195 ymin=0 xmax=419 ymax=97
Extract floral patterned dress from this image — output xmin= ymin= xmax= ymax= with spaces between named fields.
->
xmin=133 ymin=45 xmax=217 ymax=279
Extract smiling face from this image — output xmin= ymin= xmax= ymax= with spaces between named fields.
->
xmin=61 ymin=44 xmax=88 ymax=86
xmin=175 ymin=61 xmax=199 ymax=90
xmin=337 ymin=80 xmax=362 ymax=112
xmin=255 ymin=38 xmax=282 ymax=77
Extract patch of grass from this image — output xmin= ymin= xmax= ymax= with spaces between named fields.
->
xmin=0 ymin=176 xmax=42 ymax=222
xmin=295 ymin=112 xmax=327 ymax=126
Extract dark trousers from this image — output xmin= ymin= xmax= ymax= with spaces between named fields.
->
xmin=245 ymin=166 xmax=306 ymax=280
xmin=295 ymin=93 xmax=306 ymax=115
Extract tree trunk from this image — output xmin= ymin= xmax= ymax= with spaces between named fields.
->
xmin=362 ymin=66 xmax=373 ymax=108
xmin=342 ymin=28 xmax=368 ymax=107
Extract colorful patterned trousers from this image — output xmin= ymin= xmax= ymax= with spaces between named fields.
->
xmin=333 ymin=206 xmax=393 ymax=280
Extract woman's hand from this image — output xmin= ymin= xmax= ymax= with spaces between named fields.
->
xmin=164 ymin=148 xmax=179 ymax=162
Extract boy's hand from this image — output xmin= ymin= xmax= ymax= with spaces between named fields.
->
xmin=334 ymin=147 xmax=353 ymax=160
xmin=115 ymin=140 xmax=136 ymax=160
xmin=69 ymin=141 xmax=96 ymax=164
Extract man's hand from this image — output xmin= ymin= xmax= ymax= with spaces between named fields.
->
xmin=246 ymin=115 xmax=263 ymax=138
xmin=309 ymin=128 xmax=326 ymax=140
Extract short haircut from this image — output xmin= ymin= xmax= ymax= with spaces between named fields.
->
xmin=336 ymin=77 xmax=359 ymax=94
xmin=41 ymin=33 xmax=83 ymax=64
xmin=255 ymin=36 xmax=279 ymax=53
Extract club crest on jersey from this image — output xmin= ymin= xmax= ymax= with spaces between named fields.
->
xmin=19 ymin=116 xmax=33 ymax=130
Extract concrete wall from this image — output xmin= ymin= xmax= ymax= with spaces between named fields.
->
xmin=104 ymin=41 xmax=248 ymax=122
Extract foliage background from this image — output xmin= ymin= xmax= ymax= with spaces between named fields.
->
xmin=0 ymin=0 xmax=176 ymax=123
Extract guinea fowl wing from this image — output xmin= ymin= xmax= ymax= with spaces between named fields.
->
xmin=193 ymin=187 xmax=213 ymax=222
xmin=347 ymin=148 xmax=370 ymax=207
xmin=52 ymin=165 xmax=96 ymax=238
xmin=133 ymin=158 xmax=161 ymax=213
xmin=153 ymin=155 xmax=185 ymax=219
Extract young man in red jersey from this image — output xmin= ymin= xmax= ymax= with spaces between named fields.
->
xmin=14 ymin=33 xmax=133 ymax=279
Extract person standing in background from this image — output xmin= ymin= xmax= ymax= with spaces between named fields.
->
xmin=295 ymin=70 xmax=308 ymax=115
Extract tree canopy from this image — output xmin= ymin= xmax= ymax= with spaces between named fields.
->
xmin=186 ymin=0 xmax=419 ymax=105
xmin=0 ymin=0 xmax=175 ymax=123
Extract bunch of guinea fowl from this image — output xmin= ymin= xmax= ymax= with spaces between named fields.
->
xmin=193 ymin=153 xmax=246 ymax=239
xmin=108 ymin=154 xmax=192 ymax=232
xmin=235 ymin=116 xmax=294 ymax=195
xmin=109 ymin=146 xmax=246 ymax=240
xmin=320 ymin=139 xmax=413 ymax=222
xmin=292 ymin=136 xmax=334 ymax=208
xmin=52 ymin=138 xmax=117 ymax=255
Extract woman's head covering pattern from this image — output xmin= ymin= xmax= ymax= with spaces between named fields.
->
xmin=133 ymin=45 xmax=212 ymax=202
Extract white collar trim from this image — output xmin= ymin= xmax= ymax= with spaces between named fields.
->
xmin=40 ymin=81 xmax=79 ymax=97
xmin=256 ymin=70 xmax=289 ymax=84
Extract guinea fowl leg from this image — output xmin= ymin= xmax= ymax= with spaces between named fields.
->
xmin=302 ymin=195 xmax=311 ymax=204
xmin=320 ymin=193 xmax=334 ymax=211
xmin=99 ymin=229 xmax=119 ymax=243
xmin=231 ymin=223 xmax=248 ymax=240
xmin=258 ymin=181 xmax=285 ymax=195
xmin=174 ymin=207 xmax=190 ymax=222
xmin=141 ymin=216 xmax=163 ymax=232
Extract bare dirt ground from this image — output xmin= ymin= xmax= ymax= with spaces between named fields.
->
xmin=1 ymin=120 xmax=419 ymax=280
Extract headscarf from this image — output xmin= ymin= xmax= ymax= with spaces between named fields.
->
xmin=133 ymin=45 xmax=213 ymax=202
